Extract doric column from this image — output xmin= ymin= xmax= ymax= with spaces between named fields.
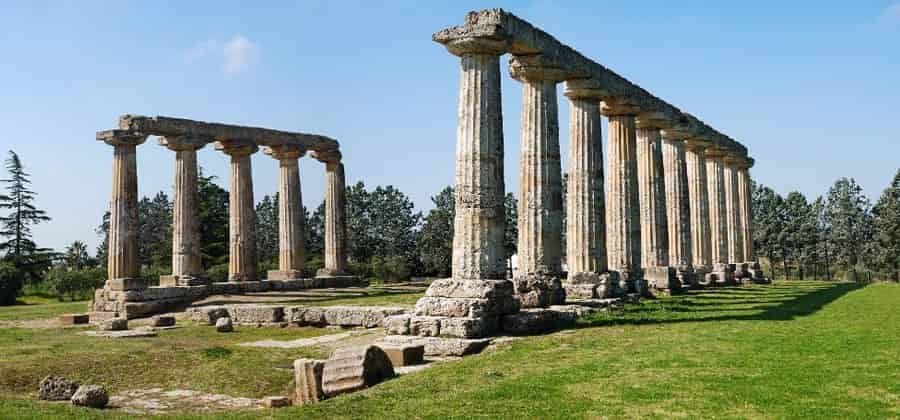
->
xmin=685 ymin=139 xmax=713 ymax=276
xmin=601 ymin=97 xmax=643 ymax=294
xmin=723 ymin=156 xmax=744 ymax=265
xmin=706 ymin=148 xmax=734 ymax=284
xmin=216 ymin=140 xmax=259 ymax=282
xmin=737 ymin=160 xmax=755 ymax=262
xmin=265 ymin=144 xmax=307 ymax=280
xmin=660 ymin=127 xmax=695 ymax=287
xmin=636 ymin=113 xmax=679 ymax=294
xmin=508 ymin=55 xmax=566 ymax=307
xmin=562 ymin=79 xmax=613 ymax=298
xmin=313 ymin=150 xmax=348 ymax=277
xmin=159 ymin=136 xmax=208 ymax=286
xmin=97 ymin=130 xmax=147 ymax=291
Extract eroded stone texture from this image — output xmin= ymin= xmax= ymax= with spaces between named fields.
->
xmin=661 ymin=134 xmax=695 ymax=287
xmin=685 ymin=140 xmax=713 ymax=281
xmin=39 ymin=375 xmax=79 ymax=401
xmin=563 ymin=81 xmax=611 ymax=298
xmin=602 ymin=99 xmax=643 ymax=293
xmin=322 ymin=345 xmax=395 ymax=397
xmin=705 ymin=149 xmax=734 ymax=285
xmin=314 ymin=151 xmax=349 ymax=277
xmin=723 ymin=158 xmax=745 ymax=277
xmin=635 ymin=126 xmax=670 ymax=269
xmin=737 ymin=163 xmax=754 ymax=262
xmin=217 ymin=140 xmax=259 ymax=282
xmin=71 ymin=385 xmax=109 ymax=408
xmin=160 ymin=136 xmax=207 ymax=286
xmin=377 ymin=344 xmax=425 ymax=367
xmin=265 ymin=145 xmax=307 ymax=280
xmin=98 ymin=130 xmax=147 ymax=290
xmin=293 ymin=358 xmax=325 ymax=405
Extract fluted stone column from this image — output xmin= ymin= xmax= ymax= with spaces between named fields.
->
xmin=509 ymin=55 xmax=566 ymax=307
xmin=314 ymin=151 xmax=349 ymax=277
xmin=265 ymin=145 xmax=307 ymax=281
xmin=737 ymin=163 xmax=754 ymax=262
xmin=602 ymin=98 xmax=644 ymax=294
xmin=409 ymin=32 xmax=519 ymax=339
xmin=706 ymin=148 xmax=734 ymax=284
xmin=216 ymin=140 xmax=259 ymax=282
xmin=636 ymin=115 xmax=679 ymax=294
xmin=98 ymin=130 xmax=147 ymax=291
xmin=563 ymin=80 xmax=615 ymax=298
xmin=660 ymin=129 xmax=695 ymax=287
xmin=160 ymin=136 xmax=208 ymax=286
xmin=724 ymin=157 xmax=746 ymax=279
xmin=685 ymin=140 xmax=713 ymax=281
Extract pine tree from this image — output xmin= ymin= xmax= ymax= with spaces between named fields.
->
xmin=873 ymin=169 xmax=900 ymax=282
xmin=0 ymin=150 xmax=52 ymax=281
xmin=255 ymin=193 xmax=279 ymax=266
xmin=824 ymin=178 xmax=875 ymax=282
xmin=197 ymin=170 xmax=229 ymax=268
xmin=752 ymin=184 xmax=786 ymax=279
xmin=418 ymin=186 xmax=455 ymax=277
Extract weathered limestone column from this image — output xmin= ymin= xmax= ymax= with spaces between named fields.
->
xmin=685 ymin=139 xmax=713 ymax=282
xmin=159 ymin=136 xmax=208 ymax=287
xmin=98 ymin=130 xmax=147 ymax=291
xmin=601 ymin=97 xmax=644 ymax=294
xmin=723 ymin=155 xmax=746 ymax=279
xmin=313 ymin=150 xmax=349 ymax=277
xmin=636 ymin=114 xmax=679 ymax=294
xmin=562 ymin=79 xmax=615 ymax=298
xmin=216 ymin=140 xmax=259 ymax=282
xmin=508 ymin=55 xmax=566 ymax=307
xmin=737 ymin=158 xmax=767 ymax=282
xmin=705 ymin=148 xmax=734 ymax=285
xmin=660 ymin=127 xmax=695 ymax=287
xmin=265 ymin=144 xmax=307 ymax=281
xmin=406 ymin=28 xmax=519 ymax=339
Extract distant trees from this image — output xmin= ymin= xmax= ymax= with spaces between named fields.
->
xmin=417 ymin=187 xmax=454 ymax=277
xmin=873 ymin=169 xmax=900 ymax=282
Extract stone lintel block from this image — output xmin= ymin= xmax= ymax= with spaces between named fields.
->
xmin=107 ymin=278 xmax=148 ymax=291
xmin=513 ymin=274 xmax=566 ymax=308
xmin=379 ymin=335 xmax=493 ymax=357
xmin=226 ymin=305 xmax=285 ymax=324
xmin=501 ymin=308 xmax=576 ymax=335
xmin=267 ymin=270 xmax=305 ymax=281
xmin=377 ymin=344 xmax=425 ymax=367
xmin=425 ymin=279 xmax=515 ymax=300
xmin=59 ymin=314 xmax=90 ymax=325
xmin=293 ymin=358 xmax=325 ymax=405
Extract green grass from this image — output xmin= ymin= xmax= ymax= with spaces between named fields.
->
xmin=1 ymin=281 xmax=899 ymax=419
xmin=0 ymin=298 xmax=89 ymax=322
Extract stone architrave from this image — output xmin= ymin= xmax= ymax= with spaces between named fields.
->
xmin=685 ymin=139 xmax=713 ymax=283
xmin=265 ymin=144 xmax=307 ymax=280
xmin=508 ymin=55 xmax=567 ymax=308
xmin=312 ymin=150 xmax=349 ymax=277
xmin=562 ymin=79 xmax=616 ymax=299
xmin=660 ymin=126 xmax=695 ymax=288
xmin=601 ymin=97 xmax=645 ymax=295
xmin=216 ymin=140 xmax=259 ymax=282
xmin=159 ymin=136 xmax=209 ymax=287
xmin=97 ymin=130 xmax=148 ymax=291
xmin=635 ymin=113 xmax=679 ymax=294
xmin=705 ymin=148 xmax=734 ymax=285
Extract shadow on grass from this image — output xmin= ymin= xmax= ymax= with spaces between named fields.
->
xmin=577 ymin=282 xmax=864 ymax=329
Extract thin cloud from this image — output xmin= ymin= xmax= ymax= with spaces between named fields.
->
xmin=185 ymin=35 xmax=259 ymax=75
xmin=880 ymin=2 xmax=900 ymax=22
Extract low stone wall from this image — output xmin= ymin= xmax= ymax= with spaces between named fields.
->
xmin=90 ymin=277 xmax=368 ymax=321
xmin=187 ymin=304 xmax=407 ymax=329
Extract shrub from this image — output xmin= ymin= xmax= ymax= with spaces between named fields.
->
xmin=303 ymin=255 xmax=325 ymax=278
xmin=371 ymin=255 xmax=411 ymax=283
xmin=207 ymin=263 xmax=229 ymax=283
xmin=44 ymin=267 xmax=106 ymax=301
xmin=0 ymin=262 xmax=24 ymax=305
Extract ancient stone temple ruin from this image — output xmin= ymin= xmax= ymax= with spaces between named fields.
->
xmin=90 ymin=115 xmax=360 ymax=320
xmin=394 ymin=9 xmax=767 ymax=339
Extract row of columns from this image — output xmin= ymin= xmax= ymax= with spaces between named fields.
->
xmin=444 ymin=41 xmax=758 ymax=299
xmin=101 ymin=130 xmax=349 ymax=290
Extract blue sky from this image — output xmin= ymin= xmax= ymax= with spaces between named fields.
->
xmin=1 ymin=0 xmax=898 ymax=252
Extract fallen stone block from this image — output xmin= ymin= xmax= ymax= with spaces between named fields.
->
xmin=216 ymin=317 xmax=234 ymax=332
xmin=322 ymin=345 xmax=395 ymax=397
xmin=149 ymin=315 xmax=176 ymax=327
xmin=59 ymin=314 xmax=89 ymax=325
xmin=226 ymin=305 xmax=285 ymax=324
xmin=71 ymin=385 xmax=109 ymax=408
xmin=383 ymin=314 xmax=411 ymax=335
xmin=293 ymin=358 xmax=325 ymax=405
xmin=379 ymin=335 xmax=493 ymax=357
xmin=263 ymin=396 xmax=292 ymax=408
xmin=99 ymin=318 xmax=128 ymax=331
xmin=501 ymin=309 xmax=574 ymax=335
xmin=377 ymin=344 xmax=425 ymax=367
xmin=38 ymin=375 xmax=79 ymax=401
xmin=187 ymin=306 xmax=230 ymax=325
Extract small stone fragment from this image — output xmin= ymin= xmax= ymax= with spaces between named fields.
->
xmin=38 ymin=375 xmax=79 ymax=401
xmin=293 ymin=358 xmax=325 ymax=405
xmin=216 ymin=317 xmax=233 ymax=332
xmin=378 ymin=344 xmax=425 ymax=367
xmin=263 ymin=396 xmax=292 ymax=408
xmin=99 ymin=317 xmax=128 ymax=331
xmin=70 ymin=384 xmax=109 ymax=408
xmin=322 ymin=345 xmax=395 ymax=397
xmin=149 ymin=315 xmax=176 ymax=327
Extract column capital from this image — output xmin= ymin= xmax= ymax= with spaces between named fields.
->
xmin=684 ymin=137 xmax=714 ymax=151
xmin=262 ymin=144 xmax=307 ymax=161
xmin=600 ymin=96 xmax=642 ymax=117
xmin=433 ymin=24 xmax=511 ymax=56
xmin=215 ymin=139 xmax=259 ymax=157
xmin=97 ymin=129 xmax=147 ymax=147
xmin=311 ymin=149 xmax=342 ymax=165
xmin=564 ymin=78 xmax=611 ymax=100
xmin=158 ymin=135 xmax=209 ymax=152
xmin=635 ymin=111 xmax=676 ymax=130
xmin=509 ymin=54 xmax=583 ymax=82
xmin=704 ymin=147 xmax=729 ymax=160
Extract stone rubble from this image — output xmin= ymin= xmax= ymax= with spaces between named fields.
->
xmin=38 ymin=375 xmax=80 ymax=401
xmin=322 ymin=345 xmax=395 ymax=397
xmin=71 ymin=385 xmax=110 ymax=409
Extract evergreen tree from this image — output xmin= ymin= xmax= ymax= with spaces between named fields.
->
xmin=873 ymin=169 xmax=900 ymax=282
xmin=63 ymin=240 xmax=92 ymax=270
xmin=0 ymin=150 xmax=52 ymax=282
xmin=418 ymin=186 xmax=454 ymax=277
xmin=255 ymin=193 xmax=279 ymax=266
xmin=811 ymin=197 xmax=834 ymax=280
xmin=197 ymin=170 xmax=229 ymax=268
xmin=504 ymin=193 xmax=518 ymax=276
xmin=824 ymin=178 xmax=874 ymax=282
xmin=752 ymin=184 xmax=786 ymax=279
xmin=306 ymin=204 xmax=325 ymax=257
xmin=138 ymin=192 xmax=173 ymax=268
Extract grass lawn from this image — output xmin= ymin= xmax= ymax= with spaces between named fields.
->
xmin=0 ymin=297 xmax=89 ymax=322
xmin=1 ymin=281 xmax=899 ymax=419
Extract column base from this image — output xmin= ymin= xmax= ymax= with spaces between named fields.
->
xmin=612 ymin=268 xmax=648 ymax=297
xmin=705 ymin=263 xmax=735 ymax=286
xmin=644 ymin=266 xmax=684 ymax=295
xmin=512 ymin=274 xmax=566 ymax=308
xmin=107 ymin=278 xmax=148 ymax=291
xmin=160 ymin=274 xmax=209 ymax=287
xmin=267 ymin=270 xmax=305 ymax=281
xmin=674 ymin=264 xmax=698 ymax=289
xmin=564 ymin=271 xmax=620 ymax=299
xmin=400 ymin=278 xmax=519 ymax=339
xmin=746 ymin=262 xmax=770 ymax=284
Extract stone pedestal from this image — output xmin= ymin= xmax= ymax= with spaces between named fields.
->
xmin=98 ymin=130 xmax=148 ymax=291
xmin=265 ymin=145 xmax=308 ymax=281
xmin=216 ymin=140 xmax=259 ymax=282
